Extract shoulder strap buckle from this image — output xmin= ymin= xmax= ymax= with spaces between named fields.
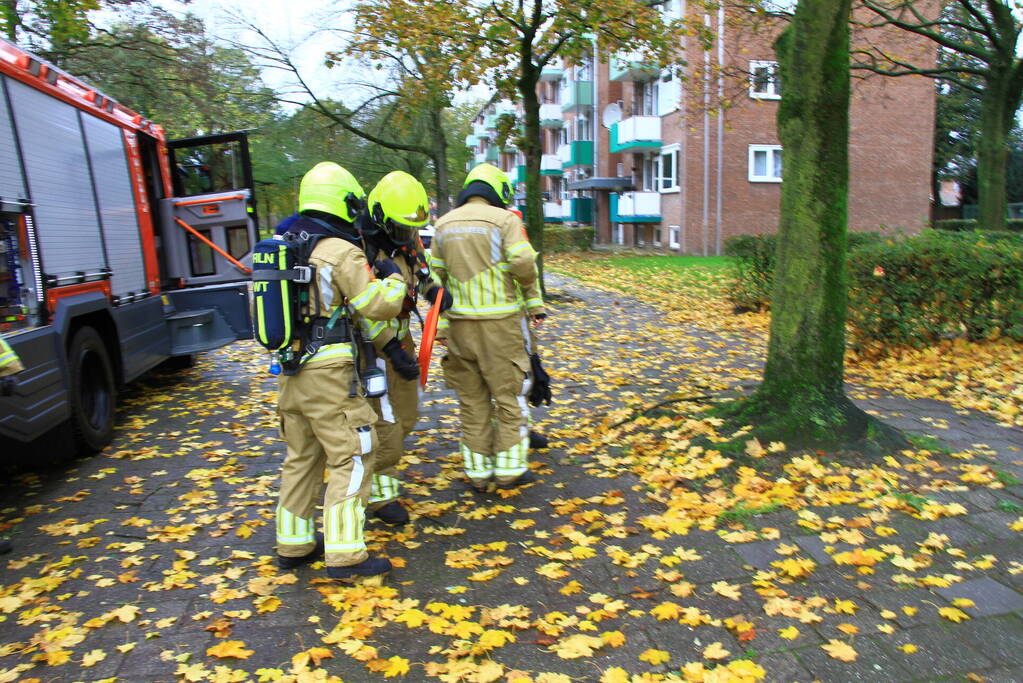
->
xmin=293 ymin=265 xmax=312 ymax=284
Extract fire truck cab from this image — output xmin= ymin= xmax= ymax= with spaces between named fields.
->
xmin=0 ymin=37 xmax=256 ymax=456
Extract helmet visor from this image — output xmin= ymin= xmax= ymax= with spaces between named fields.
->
xmin=385 ymin=219 xmax=420 ymax=247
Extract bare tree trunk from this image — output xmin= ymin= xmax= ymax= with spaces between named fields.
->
xmin=976 ymin=71 xmax=1011 ymax=231
xmin=518 ymin=66 xmax=545 ymax=285
xmin=725 ymin=0 xmax=899 ymax=448
xmin=429 ymin=107 xmax=451 ymax=214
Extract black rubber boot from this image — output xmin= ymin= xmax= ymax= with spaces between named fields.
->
xmin=496 ymin=469 xmax=538 ymax=489
xmin=326 ymin=557 xmax=392 ymax=579
xmin=529 ymin=431 xmax=549 ymax=449
xmin=372 ymin=501 xmax=410 ymax=526
xmin=0 ymin=539 xmax=11 ymax=555
xmin=276 ymin=532 xmax=324 ymax=569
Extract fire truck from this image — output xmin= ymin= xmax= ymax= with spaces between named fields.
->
xmin=0 ymin=36 xmax=258 ymax=456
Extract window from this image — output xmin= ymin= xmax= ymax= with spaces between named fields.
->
xmin=750 ymin=61 xmax=781 ymax=99
xmin=188 ymin=229 xmax=215 ymax=276
xmin=657 ymin=70 xmax=678 ymax=115
xmin=576 ymin=57 xmax=593 ymax=81
xmin=669 ymin=225 xmax=681 ymax=250
xmin=226 ymin=226 xmax=250 ymax=260
xmin=576 ymin=115 xmax=592 ymax=141
xmin=749 ymin=145 xmax=783 ymax=182
xmin=635 ymin=79 xmax=658 ymax=116
xmin=642 ymin=154 xmax=657 ymax=192
xmin=658 ymin=145 xmax=679 ymax=192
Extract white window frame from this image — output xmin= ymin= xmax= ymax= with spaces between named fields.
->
xmin=642 ymin=153 xmax=657 ymax=192
xmin=669 ymin=225 xmax=681 ymax=250
xmin=658 ymin=144 xmax=680 ymax=193
xmin=748 ymin=144 xmax=783 ymax=183
xmin=749 ymin=60 xmax=781 ymax=100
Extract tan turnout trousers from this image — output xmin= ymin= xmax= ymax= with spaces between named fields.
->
xmin=367 ymin=333 xmax=420 ymax=509
xmin=442 ymin=316 xmax=531 ymax=487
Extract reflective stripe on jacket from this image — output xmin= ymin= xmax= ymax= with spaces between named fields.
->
xmin=303 ymin=237 xmax=406 ymax=369
xmin=432 ymin=198 xmax=538 ymax=320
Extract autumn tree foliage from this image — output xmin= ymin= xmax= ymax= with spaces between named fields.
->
xmin=409 ymin=0 xmax=694 ymax=259
xmin=854 ymin=0 xmax=1023 ymax=231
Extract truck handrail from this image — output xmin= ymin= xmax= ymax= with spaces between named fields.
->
xmin=172 ymin=217 xmax=252 ymax=275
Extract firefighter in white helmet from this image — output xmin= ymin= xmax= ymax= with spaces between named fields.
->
xmin=273 ymin=161 xmax=406 ymax=579
xmin=432 ymin=163 xmax=540 ymax=491
xmin=357 ymin=171 xmax=450 ymax=524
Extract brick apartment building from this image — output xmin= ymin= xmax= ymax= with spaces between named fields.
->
xmin=464 ymin=2 xmax=936 ymax=254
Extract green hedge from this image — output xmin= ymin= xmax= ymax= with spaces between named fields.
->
xmin=543 ymin=225 xmax=594 ymax=252
xmin=724 ymin=230 xmax=1023 ymax=348
xmin=934 ymin=218 xmax=1023 ymax=233
xmin=848 ymin=232 xmax=1023 ymax=348
xmin=724 ymin=232 xmax=883 ymax=311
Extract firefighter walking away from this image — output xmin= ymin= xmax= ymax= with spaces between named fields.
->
xmin=432 ymin=163 xmax=540 ymax=492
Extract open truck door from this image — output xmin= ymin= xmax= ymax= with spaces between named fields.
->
xmin=157 ymin=132 xmax=258 ymax=357
xmin=163 ymin=132 xmax=258 ymax=287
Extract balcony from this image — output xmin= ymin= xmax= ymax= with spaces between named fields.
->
xmin=495 ymin=99 xmax=516 ymax=117
xmin=610 ymin=116 xmax=662 ymax=154
xmin=543 ymin=201 xmax=563 ymax=222
xmin=558 ymin=140 xmax=593 ymax=168
xmin=485 ymin=146 xmax=500 ymax=163
xmin=539 ymin=103 xmax=563 ymax=128
xmin=609 ymin=52 xmax=660 ymax=82
xmin=561 ymin=197 xmax=593 ymax=224
xmin=473 ymin=122 xmax=489 ymax=139
xmin=465 ymin=134 xmax=480 ymax=147
xmin=540 ymin=62 xmax=564 ymax=82
xmin=473 ymin=151 xmax=488 ymax=165
xmin=540 ymin=154 xmax=563 ymax=176
xmin=561 ymin=81 xmax=593 ymax=113
xmin=611 ymin=191 xmax=661 ymax=222
xmin=513 ymin=164 xmax=526 ymax=185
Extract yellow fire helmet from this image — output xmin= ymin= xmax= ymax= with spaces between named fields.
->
xmin=464 ymin=162 xmax=512 ymax=206
xmin=368 ymin=170 xmax=430 ymax=247
xmin=298 ymin=161 xmax=366 ymax=223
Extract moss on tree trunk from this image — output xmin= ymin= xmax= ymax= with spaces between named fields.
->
xmin=721 ymin=0 xmax=899 ymax=449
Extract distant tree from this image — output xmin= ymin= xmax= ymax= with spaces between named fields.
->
xmin=854 ymin=0 xmax=1023 ymax=230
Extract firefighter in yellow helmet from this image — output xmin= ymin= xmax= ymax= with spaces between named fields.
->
xmin=432 ymin=163 xmax=540 ymax=491
xmin=357 ymin=171 xmax=450 ymax=524
xmin=273 ymin=161 xmax=407 ymax=579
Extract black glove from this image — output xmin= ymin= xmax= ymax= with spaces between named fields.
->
xmin=528 ymin=353 xmax=551 ymax=407
xmin=425 ymin=285 xmax=453 ymax=313
xmin=375 ymin=258 xmax=400 ymax=279
xmin=383 ymin=338 xmax=419 ymax=381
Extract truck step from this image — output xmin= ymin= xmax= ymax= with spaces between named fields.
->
xmin=166 ymin=307 xmax=238 ymax=355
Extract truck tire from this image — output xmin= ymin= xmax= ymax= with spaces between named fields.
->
xmin=68 ymin=326 xmax=116 ymax=454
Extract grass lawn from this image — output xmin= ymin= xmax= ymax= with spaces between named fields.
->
xmin=587 ymin=254 xmax=732 ymax=272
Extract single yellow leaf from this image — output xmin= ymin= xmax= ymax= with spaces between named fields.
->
xmin=638 ymin=649 xmax=671 ymax=665
xmin=821 ymin=639 xmax=858 ymax=662
xmin=702 ymin=642 xmax=730 ymax=660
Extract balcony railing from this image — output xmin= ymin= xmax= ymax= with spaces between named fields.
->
xmin=561 ymin=197 xmax=593 ymax=223
xmin=465 ymin=134 xmax=480 ymax=147
xmin=473 ymin=151 xmax=488 ymax=165
xmin=539 ymin=103 xmax=563 ymax=128
xmin=473 ymin=122 xmax=489 ymax=139
xmin=611 ymin=191 xmax=661 ymax=222
xmin=561 ymin=81 xmax=594 ymax=112
xmin=609 ymin=52 xmax=660 ymax=82
xmin=558 ymin=140 xmax=594 ymax=168
xmin=485 ymin=146 xmax=500 ymax=163
xmin=540 ymin=154 xmax=563 ymax=175
xmin=540 ymin=61 xmax=564 ymax=82
xmin=495 ymin=99 xmax=516 ymax=117
xmin=512 ymin=164 xmax=526 ymax=185
xmin=543 ymin=201 xmax=563 ymax=221
xmin=610 ymin=116 xmax=662 ymax=153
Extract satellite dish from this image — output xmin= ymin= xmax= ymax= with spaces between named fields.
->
xmin=601 ymin=103 xmax=622 ymax=129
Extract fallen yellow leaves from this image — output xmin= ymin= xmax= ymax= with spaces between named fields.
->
xmin=638 ymin=648 xmax=671 ymax=666
xmin=206 ymin=640 xmax=254 ymax=659
xmin=821 ymin=640 xmax=858 ymax=662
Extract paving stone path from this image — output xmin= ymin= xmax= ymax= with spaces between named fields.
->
xmin=0 ymin=272 xmax=1021 ymax=682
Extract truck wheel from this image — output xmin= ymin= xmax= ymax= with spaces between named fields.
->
xmin=68 ymin=327 xmax=116 ymax=454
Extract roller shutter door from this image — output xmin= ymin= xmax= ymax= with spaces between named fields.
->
xmin=6 ymin=78 xmax=104 ymax=279
xmin=0 ymin=77 xmax=27 ymax=206
xmin=81 ymin=113 xmax=145 ymax=298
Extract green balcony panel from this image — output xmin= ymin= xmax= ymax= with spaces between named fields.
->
xmin=561 ymin=140 xmax=593 ymax=168
xmin=562 ymin=81 xmax=594 ymax=112
xmin=485 ymin=146 xmax=500 ymax=163
xmin=564 ymin=197 xmax=593 ymax=223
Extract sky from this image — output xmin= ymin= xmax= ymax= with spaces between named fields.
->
xmin=154 ymin=0 xmax=357 ymax=105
